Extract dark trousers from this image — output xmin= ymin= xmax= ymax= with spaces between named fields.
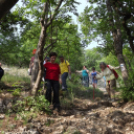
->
xmin=61 ymin=72 xmax=68 ymax=90
xmin=0 ymin=70 xmax=4 ymax=80
xmin=45 ymin=80 xmax=60 ymax=108
xmin=82 ymin=76 xmax=89 ymax=87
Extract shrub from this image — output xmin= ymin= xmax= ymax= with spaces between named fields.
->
xmin=120 ymin=71 xmax=134 ymax=101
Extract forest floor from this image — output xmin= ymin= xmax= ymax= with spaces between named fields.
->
xmin=0 ymin=67 xmax=134 ymax=134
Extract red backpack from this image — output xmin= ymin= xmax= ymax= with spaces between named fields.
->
xmin=107 ymin=65 xmax=119 ymax=79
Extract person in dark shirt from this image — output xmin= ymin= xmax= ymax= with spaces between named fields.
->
xmin=44 ymin=52 xmax=61 ymax=111
xmin=0 ymin=63 xmax=4 ymax=80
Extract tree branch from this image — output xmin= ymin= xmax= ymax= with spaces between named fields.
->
xmin=46 ymin=0 xmax=63 ymax=27
xmin=44 ymin=41 xmax=56 ymax=51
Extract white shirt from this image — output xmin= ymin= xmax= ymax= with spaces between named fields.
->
xmin=43 ymin=61 xmax=46 ymax=65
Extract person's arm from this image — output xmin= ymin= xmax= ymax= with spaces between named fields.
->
xmin=58 ymin=65 xmax=62 ymax=84
xmin=96 ymin=71 xmax=100 ymax=74
xmin=85 ymin=68 xmax=89 ymax=73
xmin=59 ymin=74 xmax=62 ymax=84
xmin=96 ymin=72 xmax=104 ymax=79
xmin=108 ymin=65 xmax=120 ymax=70
xmin=76 ymin=70 xmax=82 ymax=73
xmin=68 ymin=65 xmax=71 ymax=74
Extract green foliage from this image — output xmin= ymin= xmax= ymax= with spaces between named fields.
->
xmin=120 ymin=86 xmax=134 ymax=102
xmin=84 ymin=48 xmax=103 ymax=70
xmin=13 ymin=95 xmax=50 ymax=113
xmin=105 ymin=52 xmax=119 ymax=66
xmin=12 ymin=88 xmax=21 ymax=96
xmin=1 ymin=73 xmax=30 ymax=85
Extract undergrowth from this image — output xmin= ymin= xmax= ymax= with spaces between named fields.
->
xmin=1 ymin=73 xmax=30 ymax=85
xmin=119 ymin=71 xmax=134 ymax=101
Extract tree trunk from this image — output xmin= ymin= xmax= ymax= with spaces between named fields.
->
xmin=106 ymin=0 xmax=129 ymax=84
xmin=31 ymin=23 xmax=47 ymax=95
xmin=0 ymin=0 xmax=18 ymax=20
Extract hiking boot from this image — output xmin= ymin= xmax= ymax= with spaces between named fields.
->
xmin=53 ymin=106 xmax=61 ymax=114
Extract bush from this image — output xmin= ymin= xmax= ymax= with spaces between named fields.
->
xmin=120 ymin=72 xmax=134 ymax=101
xmin=121 ymin=86 xmax=134 ymax=101
xmin=13 ymin=95 xmax=50 ymax=113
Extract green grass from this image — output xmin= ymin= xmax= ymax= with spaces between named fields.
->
xmin=1 ymin=73 xmax=30 ymax=85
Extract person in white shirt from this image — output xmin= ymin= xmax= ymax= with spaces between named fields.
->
xmin=96 ymin=62 xmax=120 ymax=102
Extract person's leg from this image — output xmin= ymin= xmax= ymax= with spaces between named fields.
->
xmin=83 ymin=76 xmax=88 ymax=87
xmin=45 ymin=80 xmax=52 ymax=103
xmin=94 ymin=83 xmax=97 ymax=88
xmin=85 ymin=76 xmax=89 ymax=87
xmin=43 ymin=70 xmax=47 ymax=90
xmin=52 ymin=81 xmax=60 ymax=109
xmin=61 ymin=72 xmax=68 ymax=90
xmin=94 ymin=80 xmax=97 ymax=88
xmin=110 ymin=79 xmax=116 ymax=100
xmin=106 ymin=81 xmax=111 ymax=98
xmin=93 ymin=83 xmax=95 ymax=90
xmin=92 ymin=83 xmax=95 ymax=99
xmin=0 ymin=70 xmax=4 ymax=80
xmin=82 ymin=77 xmax=85 ymax=86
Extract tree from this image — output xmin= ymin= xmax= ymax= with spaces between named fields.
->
xmin=0 ymin=0 xmax=19 ymax=20
xmin=84 ymin=48 xmax=102 ymax=70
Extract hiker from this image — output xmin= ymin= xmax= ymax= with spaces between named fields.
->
xmin=59 ymin=56 xmax=71 ymax=91
xmin=28 ymin=49 xmax=36 ymax=75
xmin=0 ymin=63 xmax=4 ymax=80
xmin=44 ymin=52 xmax=61 ymax=111
xmin=95 ymin=62 xmax=120 ymax=102
xmin=90 ymin=67 xmax=99 ymax=90
xmin=76 ymin=66 xmax=89 ymax=87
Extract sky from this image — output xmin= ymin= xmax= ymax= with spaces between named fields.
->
xmin=15 ymin=0 xmax=98 ymax=49
xmin=70 ymin=0 xmax=98 ymax=49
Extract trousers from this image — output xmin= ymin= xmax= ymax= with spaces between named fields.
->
xmin=61 ymin=72 xmax=68 ymax=90
xmin=0 ymin=70 xmax=4 ymax=80
xmin=45 ymin=80 xmax=60 ymax=108
xmin=106 ymin=79 xmax=116 ymax=99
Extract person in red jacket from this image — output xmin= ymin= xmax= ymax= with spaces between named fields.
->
xmin=28 ymin=49 xmax=36 ymax=75
xmin=44 ymin=52 xmax=61 ymax=111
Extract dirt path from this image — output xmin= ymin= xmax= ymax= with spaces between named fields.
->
xmin=0 ymin=89 xmax=134 ymax=134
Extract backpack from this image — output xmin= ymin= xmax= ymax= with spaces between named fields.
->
xmin=107 ymin=65 xmax=119 ymax=79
